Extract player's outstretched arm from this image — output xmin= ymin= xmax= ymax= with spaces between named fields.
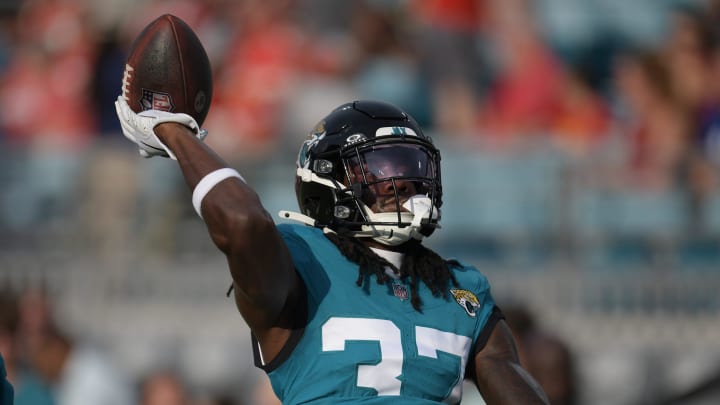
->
xmin=473 ymin=320 xmax=550 ymax=405
xmin=154 ymin=122 xmax=302 ymax=361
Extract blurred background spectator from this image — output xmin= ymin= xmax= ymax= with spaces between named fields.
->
xmin=0 ymin=289 xmax=55 ymax=405
xmin=138 ymin=369 xmax=190 ymax=405
xmin=31 ymin=325 xmax=134 ymax=405
xmin=1 ymin=0 xmax=720 ymax=404
xmin=2 ymin=288 xmax=135 ymax=405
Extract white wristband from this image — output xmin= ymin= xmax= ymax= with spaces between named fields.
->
xmin=192 ymin=168 xmax=245 ymax=218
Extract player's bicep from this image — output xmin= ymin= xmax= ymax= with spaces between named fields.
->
xmin=473 ymin=320 xmax=549 ymax=404
xmin=231 ymin=267 xmax=305 ymax=328
xmin=200 ymin=181 xmax=295 ymax=301
xmin=474 ymin=320 xmax=520 ymax=372
xmin=223 ymin=213 xmax=297 ymax=318
xmin=235 ymin=267 xmax=307 ymax=367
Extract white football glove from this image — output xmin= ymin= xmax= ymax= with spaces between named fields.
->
xmin=114 ymin=95 xmax=208 ymax=159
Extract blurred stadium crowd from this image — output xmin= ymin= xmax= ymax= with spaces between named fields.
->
xmin=1 ymin=0 xmax=720 ymax=404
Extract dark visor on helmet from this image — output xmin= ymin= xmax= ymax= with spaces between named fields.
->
xmin=344 ymin=144 xmax=437 ymax=184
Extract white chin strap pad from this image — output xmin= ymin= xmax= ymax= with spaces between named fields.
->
xmin=402 ymin=195 xmax=438 ymax=227
xmin=357 ymin=195 xmax=440 ymax=246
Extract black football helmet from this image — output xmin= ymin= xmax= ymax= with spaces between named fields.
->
xmin=291 ymin=100 xmax=442 ymax=245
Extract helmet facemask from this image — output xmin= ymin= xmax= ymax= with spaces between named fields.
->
xmin=330 ymin=139 xmax=442 ymax=245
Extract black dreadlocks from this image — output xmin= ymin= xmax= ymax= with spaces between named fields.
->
xmin=324 ymin=232 xmax=460 ymax=312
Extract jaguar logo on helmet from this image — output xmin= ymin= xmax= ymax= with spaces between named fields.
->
xmin=311 ymin=120 xmax=325 ymax=136
xmin=297 ymin=124 xmax=326 ymax=169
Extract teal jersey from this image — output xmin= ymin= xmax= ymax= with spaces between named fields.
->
xmin=1 ymin=353 xmax=13 ymax=405
xmin=257 ymin=224 xmax=501 ymax=405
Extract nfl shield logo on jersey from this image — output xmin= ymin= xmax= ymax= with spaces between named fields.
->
xmin=140 ymin=89 xmax=175 ymax=112
xmin=392 ymin=283 xmax=408 ymax=301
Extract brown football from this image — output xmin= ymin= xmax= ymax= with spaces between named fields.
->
xmin=121 ymin=14 xmax=212 ymax=125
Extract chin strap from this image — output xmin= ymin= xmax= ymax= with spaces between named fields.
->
xmin=278 ymin=194 xmax=439 ymax=245
xmin=402 ymin=195 xmax=438 ymax=227
xmin=353 ymin=195 xmax=441 ymax=246
xmin=278 ymin=210 xmax=316 ymax=226
xmin=277 ymin=210 xmax=338 ymax=235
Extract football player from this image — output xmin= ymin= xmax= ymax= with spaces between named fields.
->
xmin=115 ymin=97 xmax=549 ymax=404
